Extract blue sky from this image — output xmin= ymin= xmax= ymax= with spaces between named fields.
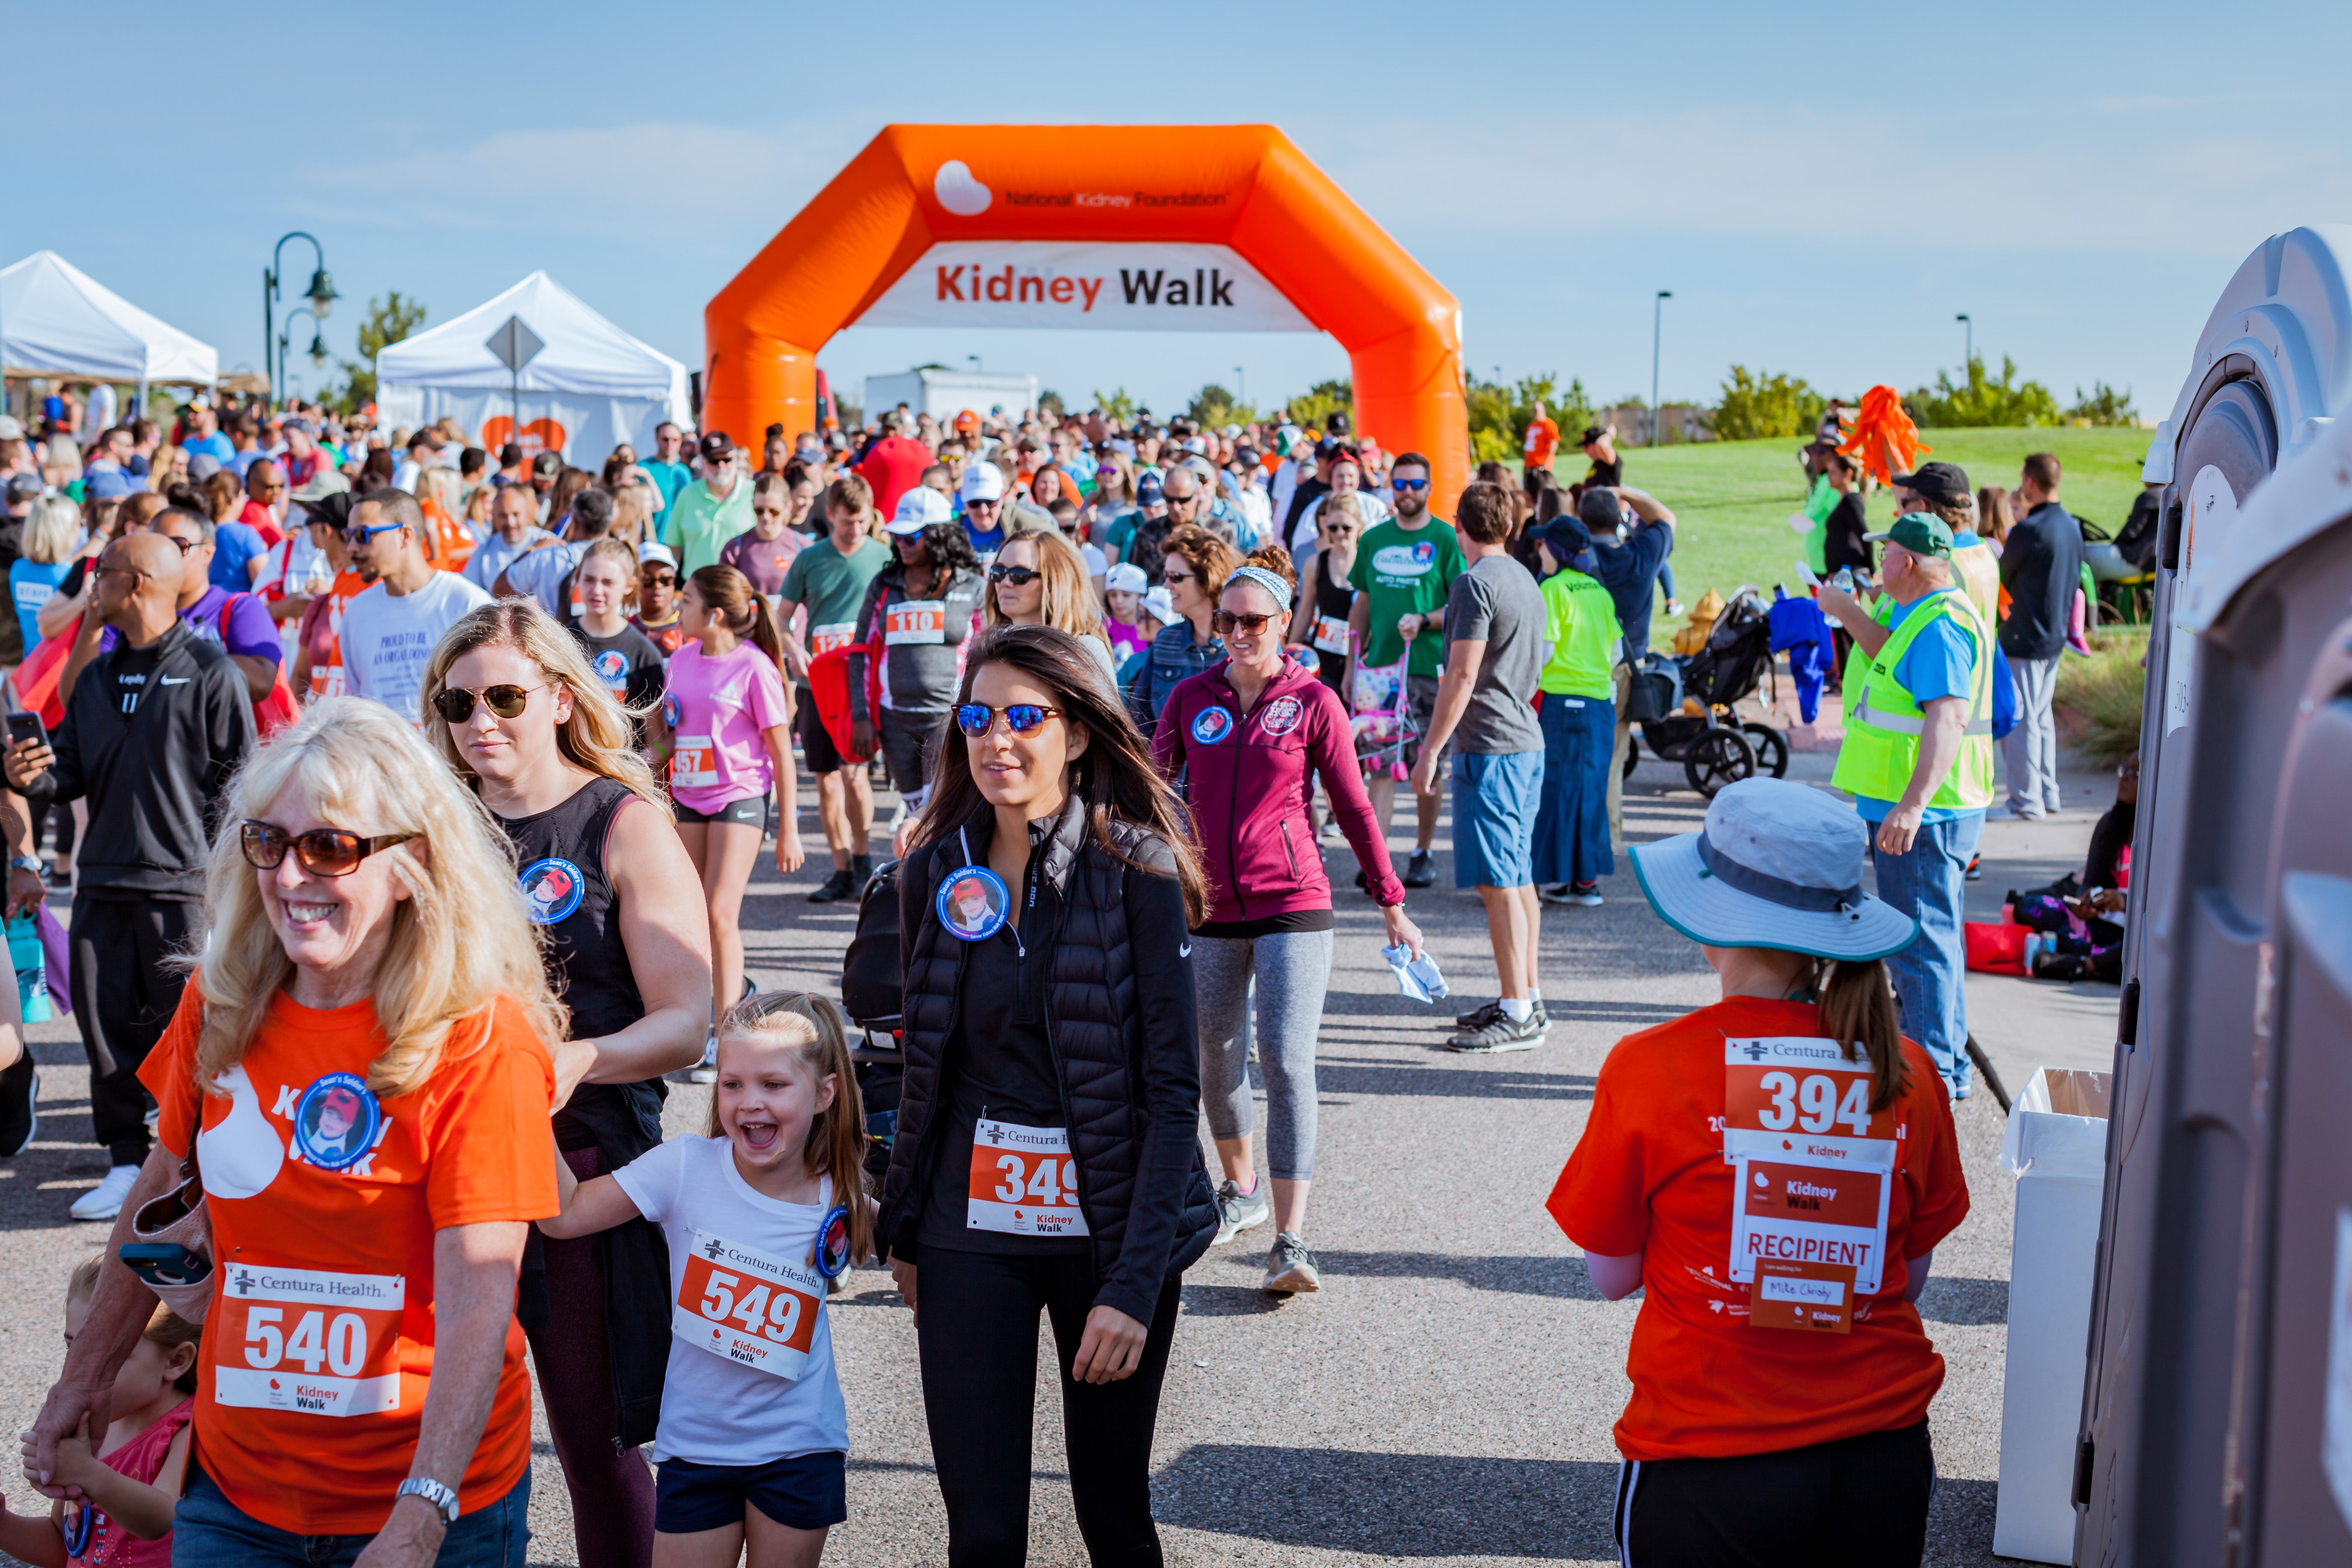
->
xmin=11 ymin=0 xmax=2350 ymax=425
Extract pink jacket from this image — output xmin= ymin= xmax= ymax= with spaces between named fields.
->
xmin=1152 ymin=658 xmax=1405 ymax=923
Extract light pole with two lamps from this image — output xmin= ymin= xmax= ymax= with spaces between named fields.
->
xmin=265 ymin=232 xmax=338 ymax=407
xmin=1650 ymin=290 xmax=1673 ymax=446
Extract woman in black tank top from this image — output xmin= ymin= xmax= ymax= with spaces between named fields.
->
xmin=420 ymin=599 xmax=713 ymax=1568
xmin=1287 ymin=493 xmax=1364 ymax=693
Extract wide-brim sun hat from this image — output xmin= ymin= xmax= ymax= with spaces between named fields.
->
xmin=1630 ymin=778 xmax=1919 ymax=961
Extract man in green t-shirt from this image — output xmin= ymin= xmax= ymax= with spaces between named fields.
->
xmin=1345 ymin=451 xmax=1462 ymax=889
xmin=777 ymin=505 xmax=893 ymax=904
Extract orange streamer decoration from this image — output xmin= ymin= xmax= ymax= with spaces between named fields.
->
xmin=1837 ymin=384 xmax=1931 ymax=487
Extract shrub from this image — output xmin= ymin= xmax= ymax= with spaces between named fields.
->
xmin=1712 ymin=366 xmax=1828 ymax=441
xmin=1907 ymin=354 xmax=2060 ymax=428
xmin=2053 ymin=629 xmax=2146 ymax=769
xmin=2067 ymin=382 xmax=2138 ymax=426
xmin=1281 ymin=379 xmax=1354 ymax=434
xmin=1465 ymin=371 xmax=1593 ymax=467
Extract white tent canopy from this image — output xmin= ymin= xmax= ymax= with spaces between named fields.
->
xmin=0 ymin=250 xmax=219 ymax=385
xmin=376 ymin=271 xmax=689 ymax=462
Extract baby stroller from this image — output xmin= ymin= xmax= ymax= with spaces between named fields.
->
xmin=1348 ymin=639 xmax=1419 ymax=783
xmin=840 ymin=859 xmax=908 ymax=1189
xmin=1624 ymin=589 xmax=1791 ymax=797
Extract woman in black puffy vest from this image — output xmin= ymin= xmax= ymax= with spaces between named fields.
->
xmin=879 ymin=623 xmax=1217 ymax=1566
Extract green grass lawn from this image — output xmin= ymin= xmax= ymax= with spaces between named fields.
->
xmin=1539 ymin=427 xmax=2156 ymax=647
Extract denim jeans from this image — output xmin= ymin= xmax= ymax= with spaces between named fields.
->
xmin=1870 ymin=812 xmax=1985 ymax=1096
xmin=173 ymin=1465 xmax=530 ymax=1568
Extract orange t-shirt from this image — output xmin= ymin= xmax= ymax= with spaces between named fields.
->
xmin=137 ymin=986 xmax=557 ymax=1534
xmin=421 ymin=496 xmax=475 ymax=573
xmin=1547 ymin=996 xmax=1969 ymax=1461
xmin=1524 ymin=415 xmax=1560 ymax=471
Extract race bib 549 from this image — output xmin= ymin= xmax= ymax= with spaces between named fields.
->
xmin=673 ymin=1230 xmax=824 ymax=1380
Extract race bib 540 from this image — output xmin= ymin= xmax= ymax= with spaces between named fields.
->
xmin=212 ymin=1263 xmax=406 ymax=1418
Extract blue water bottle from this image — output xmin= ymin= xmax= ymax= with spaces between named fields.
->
xmin=9 ymin=914 xmax=49 ymax=1024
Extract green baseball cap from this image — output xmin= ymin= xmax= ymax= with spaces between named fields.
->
xmin=1864 ymin=511 xmax=1954 ymax=559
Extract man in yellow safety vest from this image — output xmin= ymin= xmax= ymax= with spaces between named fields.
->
xmin=1820 ymin=511 xmax=1994 ymax=1097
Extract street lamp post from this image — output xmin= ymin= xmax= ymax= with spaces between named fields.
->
xmin=265 ymin=233 xmax=337 ymax=407
xmin=1234 ymin=366 xmax=1245 ymax=412
xmin=276 ymin=308 xmax=329 ymax=401
xmin=1651 ymin=290 xmax=1673 ymax=446
xmin=1956 ymin=313 xmax=1973 ymax=368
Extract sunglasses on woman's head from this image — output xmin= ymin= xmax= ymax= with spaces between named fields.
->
xmin=954 ymin=702 xmax=1063 ymax=738
xmin=987 ymin=563 xmax=1040 ymax=585
xmin=431 ymin=684 xmax=543 ymax=723
xmin=1211 ymin=610 xmax=1278 ymax=635
xmin=240 ymin=821 xmax=417 ymax=878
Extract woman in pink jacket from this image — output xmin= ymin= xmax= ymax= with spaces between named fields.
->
xmin=1152 ymin=548 xmax=1425 ymax=1295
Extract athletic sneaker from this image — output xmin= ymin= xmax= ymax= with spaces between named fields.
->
xmin=1455 ymin=998 xmax=1503 ymax=1031
xmin=1403 ymin=849 xmax=1436 ymax=888
xmin=1964 ymin=853 xmax=1983 ymax=882
xmin=1541 ymin=882 xmax=1603 ymax=907
xmin=807 ymin=868 xmax=857 ymax=903
xmin=0 ymin=1054 xmax=36 ymax=1157
xmin=1263 ymin=1232 xmax=1321 ymax=1294
xmin=1448 ymin=1003 xmax=1549 ymax=1053
xmin=70 ymin=1163 xmax=142 ymax=1222
xmin=689 ymin=1033 xmax=718 ymax=1085
xmin=1212 ymin=1178 xmax=1271 ymax=1245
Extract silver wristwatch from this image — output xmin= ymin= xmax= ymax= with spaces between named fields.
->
xmin=395 ymin=1476 xmax=460 ymax=1525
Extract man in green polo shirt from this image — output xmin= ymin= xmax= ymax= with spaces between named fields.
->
xmin=663 ymin=432 xmax=754 ymax=573
xmin=1821 ymin=511 xmax=1994 ymax=1099
xmin=1346 ymin=451 xmax=1462 ymax=889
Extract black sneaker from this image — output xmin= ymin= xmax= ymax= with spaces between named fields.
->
xmin=1448 ymin=1006 xmax=1549 ymax=1053
xmin=0 ymin=1052 xmax=36 ymax=1158
xmin=1964 ymin=854 xmax=1983 ymax=883
xmin=1454 ymin=999 xmax=1504 ymax=1031
xmin=1263 ymin=1232 xmax=1321 ymax=1293
xmin=807 ymin=868 xmax=856 ymax=903
xmin=851 ymin=854 xmax=874 ymax=891
xmin=1403 ymin=849 xmax=1436 ymax=888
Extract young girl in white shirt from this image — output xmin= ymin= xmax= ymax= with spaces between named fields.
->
xmin=543 ymin=992 xmax=871 ymax=1568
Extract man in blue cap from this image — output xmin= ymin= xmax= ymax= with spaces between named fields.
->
xmin=1818 ymin=511 xmax=1994 ymax=1097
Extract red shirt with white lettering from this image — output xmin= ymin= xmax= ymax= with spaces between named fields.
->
xmin=137 ymin=986 xmax=557 ymax=1533
xmin=1547 ymin=996 xmax=1969 ymax=1460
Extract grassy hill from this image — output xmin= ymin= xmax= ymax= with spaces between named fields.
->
xmin=1541 ymin=427 xmax=2155 ymax=646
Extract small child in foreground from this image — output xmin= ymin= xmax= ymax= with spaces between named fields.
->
xmin=4 ymin=1254 xmax=199 ymax=1568
xmin=542 ymin=991 xmax=871 ymax=1568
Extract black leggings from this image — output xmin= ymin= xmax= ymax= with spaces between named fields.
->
xmin=524 ymin=1146 xmax=657 ymax=1568
xmin=916 ymin=1247 xmax=1182 ymax=1567
xmin=1614 ymin=1420 xmax=1934 ymax=1567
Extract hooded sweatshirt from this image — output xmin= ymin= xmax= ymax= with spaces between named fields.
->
xmin=1151 ymin=656 xmax=1405 ymax=927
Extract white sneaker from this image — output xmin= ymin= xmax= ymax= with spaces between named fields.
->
xmin=689 ymin=1033 xmax=718 ymax=1085
xmin=71 ymin=1163 xmax=142 ymax=1222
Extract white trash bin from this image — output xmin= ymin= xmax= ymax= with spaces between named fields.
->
xmin=1994 ymin=1067 xmax=2112 ymax=1564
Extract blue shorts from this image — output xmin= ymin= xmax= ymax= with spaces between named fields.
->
xmin=655 ymin=1451 xmax=847 ymax=1534
xmin=1451 ymin=749 xmax=1544 ymax=890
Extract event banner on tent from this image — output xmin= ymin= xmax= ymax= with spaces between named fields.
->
xmin=854 ymin=243 xmax=1313 ymax=333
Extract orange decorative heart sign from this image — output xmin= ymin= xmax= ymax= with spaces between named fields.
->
xmin=480 ymin=417 xmax=568 ymax=459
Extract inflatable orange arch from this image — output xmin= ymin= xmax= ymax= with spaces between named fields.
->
xmin=703 ymin=124 xmax=1470 ymax=506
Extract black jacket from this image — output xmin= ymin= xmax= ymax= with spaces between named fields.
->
xmin=878 ymin=799 xmax=1216 ymax=1325
xmin=1997 ymin=502 xmax=2085 ymax=662
xmin=24 ymin=622 xmax=255 ymax=896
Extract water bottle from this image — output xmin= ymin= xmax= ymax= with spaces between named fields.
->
xmin=9 ymin=913 xmax=49 ymax=1025
xmin=1830 ymin=567 xmax=1856 ymax=594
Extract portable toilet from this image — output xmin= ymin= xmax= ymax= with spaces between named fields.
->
xmin=2076 ymin=224 xmax=2352 ymax=1563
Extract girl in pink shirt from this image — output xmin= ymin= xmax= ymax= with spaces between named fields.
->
xmin=650 ymin=565 xmax=806 ymax=1026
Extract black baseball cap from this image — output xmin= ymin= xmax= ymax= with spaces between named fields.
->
xmin=698 ymin=432 xmax=734 ymax=464
xmin=1579 ymin=425 xmax=1609 ymax=446
xmin=1889 ymin=460 xmax=1970 ymax=509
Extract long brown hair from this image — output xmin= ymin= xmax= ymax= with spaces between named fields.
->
xmin=916 ymin=624 xmax=1207 ymax=925
xmin=687 ymin=564 xmax=787 ymax=675
xmin=706 ymin=991 xmax=872 ymax=1277
xmin=1808 ymin=956 xmax=1909 ymax=1109
xmin=1160 ymin=522 xmax=1241 ymax=602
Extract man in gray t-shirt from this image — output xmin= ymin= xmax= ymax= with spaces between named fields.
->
xmin=1410 ymin=482 xmax=1555 ymax=1052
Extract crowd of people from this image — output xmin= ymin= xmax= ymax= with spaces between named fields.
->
xmin=0 ymin=379 xmax=2097 ymax=1567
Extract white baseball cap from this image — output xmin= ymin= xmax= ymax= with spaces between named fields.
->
xmin=1141 ymin=585 xmax=1175 ymax=623
xmin=637 ymin=542 xmax=678 ymax=568
xmin=958 ymin=462 xmax=1006 ymax=503
xmin=1105 ymin=562 xmax=1149 ymax=594
xmin=1630 ymin=779 xmax=1919 ymax=961
xmin=888 ymin=485 xmax=953 ymax=534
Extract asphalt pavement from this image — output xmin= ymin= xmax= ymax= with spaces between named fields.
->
xmin=0 ymin=718 xmax=2126 ymax=1567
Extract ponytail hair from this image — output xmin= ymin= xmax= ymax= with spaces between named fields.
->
xmin=707 ymin=991 xmax=873 ymax=1280
xmin=1811 ymin=956 xmax=1909 ymax=1109
xmin=688 ymin=564 xmax=787 ymax=677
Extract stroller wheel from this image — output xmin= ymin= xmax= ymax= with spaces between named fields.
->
xmin=1742 ymin=722 xmax=1790 ymax=779
xmin=1683 ymin=726 xmax=1758 ymax=799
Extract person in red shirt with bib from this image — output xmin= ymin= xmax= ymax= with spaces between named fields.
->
xmin=26 ymin=698 xmax=564 ymax=1568
xmin=1549 ymin=777 xmax=1969 ymax=1568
